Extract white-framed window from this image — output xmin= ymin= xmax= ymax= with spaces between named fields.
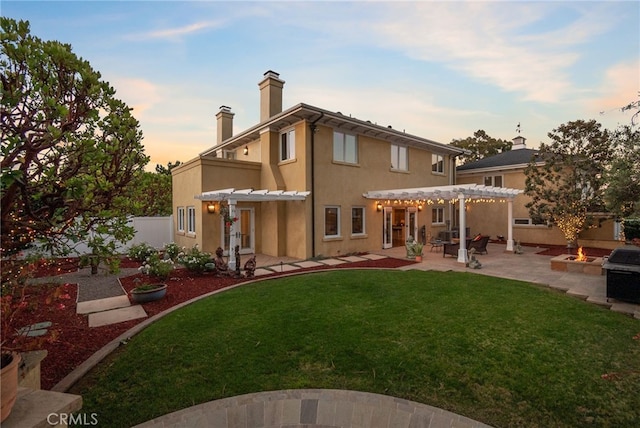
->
xmin=484 ymin=175 xmax=503 ymax=187
xmin=333 ymin=131 xmax=358 ymax=164
xmin=391 ymin=144 xmax=408 ymax=171
xmin=187 ymin=206 xmax=196 ymax=234
xmin=514 ymin=217 xmax=547 ymax=226
xmin=351 ymin=207 xmax=365 ymax=235
xmin=177 ymin=207 xmax=185 ymax=232
xmin=432 ymin=207 xmax=445 ymax=224
xmin=280 ymin=129 xmax=295 ymax=161
xmin=432 ymin=154 xmax=444 ymax=174
xmin=324 ymin=206 xmax=341 ymax=237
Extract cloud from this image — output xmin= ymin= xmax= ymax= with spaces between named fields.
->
xmin=127 ymin=20 xmax=224 ymax=41
xmin=109 ymin=77 xmax=163 ymax=117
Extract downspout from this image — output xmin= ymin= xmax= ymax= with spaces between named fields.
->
xmin=309 ymin=112 xmax=324 ymax=258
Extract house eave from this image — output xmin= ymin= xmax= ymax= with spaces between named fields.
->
xmin=200 ymin=103 xmax=466 ymax=157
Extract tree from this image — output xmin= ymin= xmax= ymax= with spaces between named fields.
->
xmin=450 ymin=130 xmax=512 ymax=164
xmin=0 ymin=18 xmax=149 ymax=256
xmin=524 ymin=119 xmax=611 ymax=246
xmin=603 ymin=124 xmax=640 ymax=219
xmin=155 ymin=160 xmax=181 ymax=175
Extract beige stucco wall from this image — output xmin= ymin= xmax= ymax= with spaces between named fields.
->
xmin=457 ymin=167 xmax=619 ymax=248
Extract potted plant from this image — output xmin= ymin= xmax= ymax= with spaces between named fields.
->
xmin=1 ymin=255 xmax=70 ymax=421
xmin=130 ymin=283 xmax=168 ymax=304
xmin=413 ymin=242 xmax=424 ymax=262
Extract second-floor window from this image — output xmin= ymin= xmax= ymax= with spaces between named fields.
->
xmin=280 ymin=129 xmax=295 ymax=161
xmin=484 ymin=175 xmax=503 ymax=187
xmin=432 ymin=154 xmax=444 ymax=174
xmin=391 ymin=145 xmax=408 ymax=171
xmin=333 ymin=131 xmax=358 ymax=164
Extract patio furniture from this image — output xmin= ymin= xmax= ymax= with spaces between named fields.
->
xmin=430 ymin=239 xmax=444 ymax=252
xmin=443 ymin=242 xmax=459 ymax=257
xmin=468 ymin=235 xmax=490 ymax=255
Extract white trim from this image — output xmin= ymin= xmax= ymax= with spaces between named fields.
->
xmin=196 ymin=188 xmax=310 ymax=202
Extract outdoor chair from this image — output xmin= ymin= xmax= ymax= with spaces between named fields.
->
xmin=468 ymin=235 xmax=490 ymax=255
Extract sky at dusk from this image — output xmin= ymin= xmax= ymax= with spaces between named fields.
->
xmin=3 ymin=0 xmax=639 ymax=169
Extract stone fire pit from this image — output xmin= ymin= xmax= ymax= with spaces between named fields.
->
xmin=550 ymin=254 xmax=604 ymax=275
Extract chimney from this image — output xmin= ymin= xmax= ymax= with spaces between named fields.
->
xmin=259 ymin=70 xmax=285 ymax=122
xmin=216 ymin=105 xmax=234 ymax=145
xmin=512 ymin=135 xmax=527 ymax=150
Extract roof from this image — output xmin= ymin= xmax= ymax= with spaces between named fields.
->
xmin=363 ymin=184 xmax=522 ymax=201
xmin=200 ymin=103 xmax=466 ymax=158
xmin=456 ymin=148 xmax=543 ymax=172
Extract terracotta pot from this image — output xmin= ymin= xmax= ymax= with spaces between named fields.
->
xmin=130 ymin=284 xmax=167 ymax=304
xmin=415 ymin=255 xmax=423 ymax=262
xmin=1 ymin=352 xmax=21 ymax=422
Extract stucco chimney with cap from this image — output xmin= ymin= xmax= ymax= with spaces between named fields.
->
xmin=259 ymin=70 xmax=285 ymax=122
xmin=216 ymin=105 xmax=234 ymax=145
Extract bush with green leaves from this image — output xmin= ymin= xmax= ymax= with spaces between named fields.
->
xmin=163 ymin=242 xmax=181 ymax=261
xmin=138 ymin=252 xmax=173 ymax=280
xmin=623 ymin=218 xmax=640 ymax=242
xmin=127 ymin=243 xmax=156 ymax=262
xmin=177 ymin=245 xmax=213 ymax=274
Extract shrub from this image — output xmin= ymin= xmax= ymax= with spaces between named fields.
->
xmin=138 ymin=252 xmax=173 ymax=280
xmin=177 ymin=245 xmax=212 ymax=274
xmin=163 ymin=242 xmax=181 ymax=261
xmin=128 ymin=243 xmax=156 ymax=262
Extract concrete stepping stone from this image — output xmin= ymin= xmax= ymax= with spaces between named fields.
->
xmin=77 ymin=295 xmax=131 ymax=315
xmin=18 ymin=321 xmax=52 ymax=337
xmin=269 ymin=264 xmax=301 ymax=273
xmin=254 ymin=268 xmax=276 ymax=277
xmin=317 ymin=258 xmax=347 ymax=266
xmin=360 ymin=253 xmax=388 ymax=260
xmin=294 ymin=261 xmax=325 ymax=268
xmin=88 ymin=305 xmax=147 ymax=328
xmin=337 ymin=255 xmax=368 ymax=262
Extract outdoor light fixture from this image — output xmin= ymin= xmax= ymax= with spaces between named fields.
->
xmin=376 ymin=202 xmax=383 ymax=212
xmin=243 ymin=146 xmax=249 ymax=155
xmin=418 ymin=204 xmax=423 ymax=211
xmin=207 ymin=203 xmax=216 ymax=214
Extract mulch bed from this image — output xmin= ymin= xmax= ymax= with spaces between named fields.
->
xmin=6 ymin=255 xmax=416 ymax=390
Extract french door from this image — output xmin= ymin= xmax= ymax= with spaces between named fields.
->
xmin=382 ymin=207 xmax=393 ymax=249
xmin=223 ymin=207 xmax=254 ymax=255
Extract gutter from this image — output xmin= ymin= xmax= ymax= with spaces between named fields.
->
xmin=309 ymin=111 xmax=324 ymax=258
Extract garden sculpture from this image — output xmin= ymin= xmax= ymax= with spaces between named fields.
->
xmin=214 ymin=247 xmax=230 ymax=276
xmin=244 ymin=255 xmax=257 ymax=278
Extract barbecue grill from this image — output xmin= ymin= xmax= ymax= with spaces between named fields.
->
xmin=603 ymin=245 xmax=640 ymax=304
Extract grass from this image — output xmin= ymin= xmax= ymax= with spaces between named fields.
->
xmin=70 ymin=270 xmax=640 ymax=427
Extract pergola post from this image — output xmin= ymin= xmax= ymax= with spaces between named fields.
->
xmin=506 ymin=198 xmax=515 ymax=252
xmin=457 ymin=193 xmax=468 ymax=263
xmin=228 ymin=199 xmax=238 ymax=266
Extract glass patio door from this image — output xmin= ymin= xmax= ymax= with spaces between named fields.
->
xmin=407 ymin=207 xmax=418 ymax=242
xmin=223 ymin=207 xmax=254 ymax=255
xmin=382 ymin=207 xmax=393 ymax=249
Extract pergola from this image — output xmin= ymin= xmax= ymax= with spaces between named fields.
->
xmin=195 ymin=188 xmax=311 ymax=265
xmin=363 ymin=184 xmax=523 ymax=263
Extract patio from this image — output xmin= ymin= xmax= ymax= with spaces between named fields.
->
xmin=373 ymin=242 xmax=640 ymax=318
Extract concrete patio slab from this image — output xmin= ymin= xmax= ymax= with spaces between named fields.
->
xmin=318 ymin=258 xmax=347 ymax=266
xmin=294 ymin=260 xmax=325 ymax=268
xmin=88 ymin=305 xmax=147 ymax=328
xmin=77 ymin=295 xmax=131 ymax=315
xmin=339 ymin=256 xmax=369 ymax=262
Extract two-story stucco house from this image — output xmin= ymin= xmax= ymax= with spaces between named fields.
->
xmin=456 ymin=135 xmax=621 ymax=250
xmin=172 ymin=71 xmax=521 ymax=263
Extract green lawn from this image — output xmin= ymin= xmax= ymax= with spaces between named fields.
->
xmin=70 ymin=270 xmax=640 ymax=427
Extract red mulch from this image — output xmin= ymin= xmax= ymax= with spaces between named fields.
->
xmin=7 ymin=256 xmax=415 ymax=390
